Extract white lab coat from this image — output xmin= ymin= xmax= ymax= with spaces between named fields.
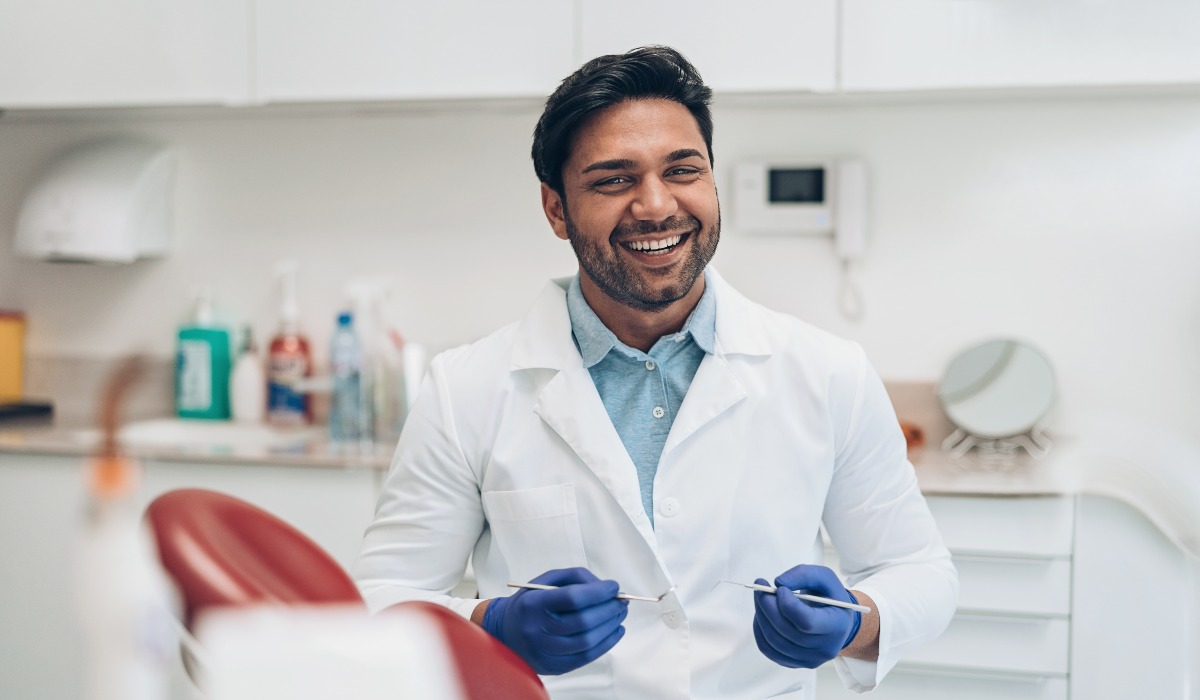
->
xmin=355 ymin=271 xmax=957 ymax=700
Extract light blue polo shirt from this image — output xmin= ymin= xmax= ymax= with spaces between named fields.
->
xmin=566 ymin=273 xmax=716 ymax=526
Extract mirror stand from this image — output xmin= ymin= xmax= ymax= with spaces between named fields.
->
xmin=942 ymin=426 xmax=1053 ymax=461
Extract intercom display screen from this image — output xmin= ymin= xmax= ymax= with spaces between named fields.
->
xmin=768 ymin=168 xmax=825 ymax=204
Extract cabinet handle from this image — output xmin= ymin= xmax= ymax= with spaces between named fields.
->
xmin=895 ymin=664 xmax=1057 ymax=685
xmin=954 ymin=610 xmax=1061 ymax=624
xmin=952 ymin=553 xmax=1066 ymax=565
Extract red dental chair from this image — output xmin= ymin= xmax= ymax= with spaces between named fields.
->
xmin=145 ymin=488 xmax=548 ymax=700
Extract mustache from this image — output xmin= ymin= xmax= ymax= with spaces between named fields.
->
xmin=612 ymin=216 xmax=700 ymax=238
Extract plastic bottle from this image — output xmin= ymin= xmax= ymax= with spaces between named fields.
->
xmin=266 ymin=261 xmax=313 ymax=426
xmin=175 ymin=286 xmax=231 ymax=420
xmin=230 ymin=326 xmax=266 ymax=423
xmin=329 ymin=311 xmax=370 ymax=448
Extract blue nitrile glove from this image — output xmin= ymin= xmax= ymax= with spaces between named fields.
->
xmin=752 ymin=565 xmax=863 ymax=669
xmin=482 ymin=567 xmax=629 ymax=676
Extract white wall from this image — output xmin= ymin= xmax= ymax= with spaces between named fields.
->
xmin=1 ymin=94 xmax=1198 ymax=437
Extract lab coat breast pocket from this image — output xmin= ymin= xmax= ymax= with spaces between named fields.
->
xmin=482 ymin=484 xmax=589 ymax=583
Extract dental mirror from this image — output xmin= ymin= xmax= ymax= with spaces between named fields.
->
xmin=937 ymin=338 xmax=1056 ymax=458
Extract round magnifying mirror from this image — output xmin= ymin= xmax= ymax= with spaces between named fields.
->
xmin=937 ymin=338 xmax=1056 ymax=440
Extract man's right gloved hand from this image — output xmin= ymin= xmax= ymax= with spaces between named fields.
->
xmin=481 ymin=567 xmax=629 ymax=675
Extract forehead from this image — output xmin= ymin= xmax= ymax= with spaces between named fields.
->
xmin=566 ymin=98 xmax=706 ymax=170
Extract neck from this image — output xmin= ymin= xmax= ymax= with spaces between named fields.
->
xmin=579 ymin=273 xmax=706 ymax=353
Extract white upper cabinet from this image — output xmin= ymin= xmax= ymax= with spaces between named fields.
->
xmin=254 ymin=0 xmax=576 ymax=103
xmin=0 ymin=0 xmax=249 ymax=108
xmin=579 ymin=0 xmax=838 ymax=94
xmin=841 ymin=0 xmax=1200 ymax=91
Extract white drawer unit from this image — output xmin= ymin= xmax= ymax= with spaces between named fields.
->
xmin=955 ymin=555 xmax=1071 ymax=617
xmin=928 ymin=495 xmax=1074 ymax=558
xmin=905 ymin=614 xmax=1069 ymax=676
xmin=819 ymin=494 xmax=1076 ymax=699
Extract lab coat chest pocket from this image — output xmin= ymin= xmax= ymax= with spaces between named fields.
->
xmin=482 ymin=484 xmax=588 ymax=583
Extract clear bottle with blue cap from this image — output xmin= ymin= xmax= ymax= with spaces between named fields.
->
xmin=329 ymin=311 xmax=368 ymax=448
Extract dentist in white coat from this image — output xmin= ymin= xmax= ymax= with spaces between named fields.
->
xmin=355 ymin=46 xmax=957 ymax=699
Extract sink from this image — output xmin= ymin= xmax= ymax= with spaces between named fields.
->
xmin=76 ymin=418 xmax=324 ymax=451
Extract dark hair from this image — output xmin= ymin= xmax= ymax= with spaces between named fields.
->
xmin=532 ymin=45 xmax=714 ymax=195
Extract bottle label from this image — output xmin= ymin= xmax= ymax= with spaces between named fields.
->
xmin=267 ymin=353 xmax=309 ymax=424
xmin=177 ymin=340 xmax=212 ymax=411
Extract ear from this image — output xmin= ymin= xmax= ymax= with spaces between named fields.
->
xmin=541 ymin=183 xmax=570 ymax=241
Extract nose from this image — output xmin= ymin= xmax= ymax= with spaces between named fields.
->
xmin=630 ymin=176 xmax=678 ymax=222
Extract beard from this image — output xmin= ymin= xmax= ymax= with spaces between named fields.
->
xmin=565 ymin=202 xmax=720 ymax=313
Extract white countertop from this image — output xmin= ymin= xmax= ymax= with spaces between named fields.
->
xmin=0 ymin=418 xmax=394 ymax=470
xmin=3 ymin=417 xmax=1197 ymax=561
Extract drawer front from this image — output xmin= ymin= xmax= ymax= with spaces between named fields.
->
xmin=928 ymin=495 xmax=1074 ymax=557
xmin=816 ymin=666 xmax=1067 ymax=700
xmin=906 ymin=615 xmax=1069 ymax=675
xmin=956 ymin=556 xmax=1071 ymax=616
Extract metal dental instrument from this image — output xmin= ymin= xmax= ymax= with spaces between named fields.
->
xmin=720 ymin=580 xmax=872 ymax=613
xmin=507 ymin=582 xmax=677 ymax=602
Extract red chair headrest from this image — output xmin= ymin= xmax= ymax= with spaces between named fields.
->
xmin=146 ymin=488 xmax=363 ymax=628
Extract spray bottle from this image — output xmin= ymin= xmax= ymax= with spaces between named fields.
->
xmin=266 ymin=261 xmax=313 ymax=426
xmin=344 ymin=278 xmax=413 ymax=447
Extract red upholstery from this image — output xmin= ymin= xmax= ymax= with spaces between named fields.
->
xmin=397 ymin=602 xmax=550 ymax=700
xmin=145 ymin=488 xmax=362 ymax=628
xmin=146 ymin=488 xmax=549 ymax=700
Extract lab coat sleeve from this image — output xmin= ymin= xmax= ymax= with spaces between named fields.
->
xmin=352 ymin=352 xmax=486 ymax=621
xmin=822 ymin=346 xmax=959 ymax=691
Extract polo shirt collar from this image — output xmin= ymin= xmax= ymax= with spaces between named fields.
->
xmin=566 ymin=270 xmax=717 ymax=369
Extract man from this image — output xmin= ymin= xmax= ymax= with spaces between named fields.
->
xmin=354 ymin=46 xmax=957 ymax=699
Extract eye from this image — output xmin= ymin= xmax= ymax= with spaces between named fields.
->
xmin=666 ymin=167 xmax=703 ymax=179
xmin=591 ymin=175 xmax=634 ymax=191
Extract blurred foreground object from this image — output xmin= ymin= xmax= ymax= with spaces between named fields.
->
xmin=77 ymin=355 xmax=179 ymax=700
xmin=197 ymin=605 xmax=466 ymax=700
xmin=146 ymin=488 xmax=549 ymax=700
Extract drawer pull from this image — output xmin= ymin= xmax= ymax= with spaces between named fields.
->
xmin=896 ymin=663 xmax=1060 ymax=684
xmin=954 ymin=610 xmax=1063 ymax=624
xmin=952 ymin=553 xmax=1066 ymax=565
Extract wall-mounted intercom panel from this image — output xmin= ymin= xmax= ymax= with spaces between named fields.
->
xmin=731 ymin=158 xmax=868 ymax=261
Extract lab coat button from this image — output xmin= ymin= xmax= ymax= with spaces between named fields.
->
xmin=659 ymin=497 xmax=680 ymax=518
xmin=662 ymin=611 xmax=680 ymax=628
xmin=645 ymin=360 xmax=656 ymax=371
xmin=652 ymin=406 xmax=665 ymax=419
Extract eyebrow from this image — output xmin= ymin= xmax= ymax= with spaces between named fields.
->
xmin=664 ymin=148 xmax=705 ymax=164
xmin=581 ymin=158 xmax=637 ymax=175
xmin=579 ymin=149 xmax=707 ymax=175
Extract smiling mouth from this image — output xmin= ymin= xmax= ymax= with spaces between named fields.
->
xmin=621 ymin=232 xmax=690 ymax=256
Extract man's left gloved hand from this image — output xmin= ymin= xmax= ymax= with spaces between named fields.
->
xmin=752 ymin=564 xmax=862 ymax=669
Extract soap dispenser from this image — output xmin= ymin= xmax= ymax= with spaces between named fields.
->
xmin=175 ymin=287 xmax=231 ymax=420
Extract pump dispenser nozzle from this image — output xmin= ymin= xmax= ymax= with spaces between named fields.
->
xmin=274 ymin=260 xmax=301 ymax=333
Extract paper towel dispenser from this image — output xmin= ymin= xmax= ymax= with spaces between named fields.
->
xmin=15 ymin=138 xmax=176 ymax=264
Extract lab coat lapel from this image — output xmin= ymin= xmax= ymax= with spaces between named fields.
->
xmin=513 ymin=279 xmax=658 ymax=549
xmin=662 ymin=352 xmax=746 ymax=457
xmin=533 ymin=369 xmax=656 ymax=547
xmin=662 ymin=269 xmax=770 ymax=456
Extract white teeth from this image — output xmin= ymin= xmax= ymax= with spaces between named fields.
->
xmin=626 ymin=234 xmax=683 ymax=252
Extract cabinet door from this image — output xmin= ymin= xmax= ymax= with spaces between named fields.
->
xmin=0 ymin=0 xmax=249 ymax=108
xmin=841 ymin=0 xmax=1200 ymax=91
xmin=580 ymin=0 xmax=837 ymax=93
xmin=0 ymin=454 xmax=89 ymax=700
xmin=255 ymin=0 xmax=575 ymax=102
xmin=138 ymin=460 xmax=379 ymax=570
